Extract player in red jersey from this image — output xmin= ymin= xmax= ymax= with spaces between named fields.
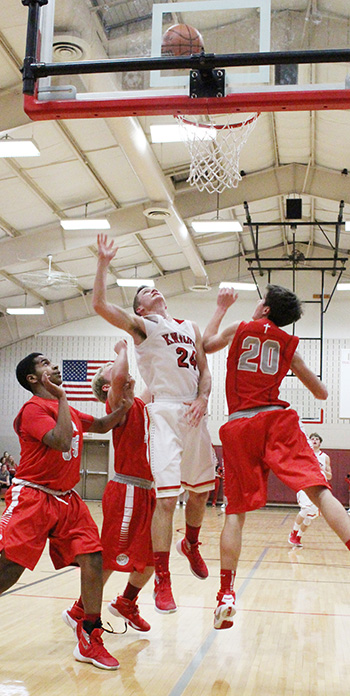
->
xmin=63 ymin=340 xmax=155 ymax=634
xmin=203 ymin=285 xmax=350 ymax=630
xmin=0 ymin=352 xmax=132 ymax=670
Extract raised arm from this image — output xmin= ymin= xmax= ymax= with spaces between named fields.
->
xmin=290 ymin=351 xmax=328 ymax=400
xmin=93 ymin=234 xmax=146 ymax=344
xmin=203 ymin=288 xmax=240 ymax=353
xmin=41 ymin=373 xmax=73 ymax=452
xmin=107 ymin=340 xmax=132 ymax=411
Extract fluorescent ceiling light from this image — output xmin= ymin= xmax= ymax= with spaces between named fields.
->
xmin=345 ymin=221 xmax=350 ymax=231
xmin=60 ymin=219 xmax=110 ymax=230
xmin=336 ymin=284 xmax=350 ymax=291
xmin=219 ymin=282 xmax=256 ymax=291
xmin=6 ymin=307 xmax=45 ymax=315
xmin=116 ymin=279 xmax=155 ymax=288
xmin=192 ymin=220 xmax=243 ymax=233
xmin=0 ymin=138 xmax=40 ymax=157
xmin=150 ymin=124 xmax=216 ymax=143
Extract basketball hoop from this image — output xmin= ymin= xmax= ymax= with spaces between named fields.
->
xmin=176 ymin=112 xmax=259 ymax=194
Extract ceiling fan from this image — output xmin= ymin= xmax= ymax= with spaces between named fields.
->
xmin=19 ymin=254 xmax=79 ymax=289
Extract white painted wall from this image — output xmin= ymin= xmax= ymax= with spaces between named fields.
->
xmin=1 ymin=283 xmax=350 ymax=464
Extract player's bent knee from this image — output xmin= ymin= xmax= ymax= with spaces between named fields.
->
xmin=303 ymin=516 xmax=313 ymax=526
xmin=76 ymin=550 xmax=102 ymax=573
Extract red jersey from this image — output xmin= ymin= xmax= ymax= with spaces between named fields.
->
xmin=107 ymin=396 xmax=152 ymax=481
xmin=13 ymin=395 xmax=94 ymax=490
xmin=226 ymin=318 xmax=299 ymax=414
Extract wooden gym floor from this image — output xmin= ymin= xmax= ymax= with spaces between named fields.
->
xmin=1 ymin=501 xmax=350 ymax=696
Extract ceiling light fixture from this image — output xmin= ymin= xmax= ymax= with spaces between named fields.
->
xmin=150 ymin=123 xmax=216 ymax=143
xmin=6 ymin=306 xmax=45 ymax=315
xmin=192 ymin=220 xmax=243 ymax=233
xmin=336 ymin=283 xmax=350 ymax=291
xmin=192 ymin=192 xmax=242 ymax=234
xmin=60 ymin=219 xmax=110 ymax=230
xmin=0 ymin=135 xmax=40 ymax=157
xmin=61 ymin=202 xmax=110 ymax=230
xmin=219 ymin=282 xmax=256 ymax=291
xmin=116 ymin=279 xmax=155 ymax=288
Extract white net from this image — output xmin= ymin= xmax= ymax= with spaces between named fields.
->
xmin=176 ymin=113 xmax=259 ymax=194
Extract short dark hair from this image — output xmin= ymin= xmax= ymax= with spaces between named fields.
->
xmin=16 ymin=352 xmax=42 ymax=391
xmin=133 ymin=285 xmax=148 ymax=314
xmin=264 ymin=284 xmax=303 ymax=327
xmin=310 ymin=432 xmax=322 ymax=443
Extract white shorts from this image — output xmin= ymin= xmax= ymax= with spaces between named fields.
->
xmin=297 ymin=489 xmax=318 ymax=518
xmin=145 ymin=401 xmax=215 ymax=498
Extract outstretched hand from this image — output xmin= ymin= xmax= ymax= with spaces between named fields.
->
xmin=217 ymin=287 xmax=239 ymax=310
xmin=114 ymin=339 xmax=128 ymax=354
xmin=41 ymin=371 xmax=66 ymax=399
xmin=97 ymin=233 xmax=118 ymax=265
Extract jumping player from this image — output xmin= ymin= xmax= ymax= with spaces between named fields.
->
xmin=63 ymin=340 xmax=155 ymax=633
xmin=203 ymin=285 xmax=350 ymax=630
xmin=92 ymin=234 xmax=215 ymax=614
xmin=0 ymin=352 xmax=132 ymax=670
xmin=289 ymin=432 xmax=332 ymax=547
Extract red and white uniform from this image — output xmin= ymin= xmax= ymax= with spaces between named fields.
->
xmin=135 ymin=315 xmax=215 ymax=498
xmin=297 ymin=450 xmax=328 ymax=516
xmin=220 ymin=319 xmax=330 ymax=514
xmin=0 ymin=395 xmax=102 ymax=570
xmin=101 ymin=397 xmax=156 ymax=573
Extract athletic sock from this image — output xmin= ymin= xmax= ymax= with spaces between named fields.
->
xmin=220 ymin=569 xmax=236 ymax=593
xmin=293 ymin=523 xmax=300 ymax=533
xmin=153 ymin=551 xmax=170 ymax=575
xmin=185 ymin=523 xmax=200 ymax=545
xmin=123 ymin=582 xmax=140 ymax=601
xmin=83 ymin=614 xmax=102 ymax=634
xmin=76 ymin=595 xmax=84 ymax=609
xmin=345 ymin=539 xmax=350 ymax=551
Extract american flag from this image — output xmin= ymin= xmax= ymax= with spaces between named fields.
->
xmin=62 ymin=359 xmax=110 ymax=401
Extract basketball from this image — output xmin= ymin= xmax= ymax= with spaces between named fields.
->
xmin=161 ymin=24 xmax=204 ymax=57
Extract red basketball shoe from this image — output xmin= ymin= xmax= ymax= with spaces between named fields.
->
xmin=214 ymin=590 xmax=236 ymax=630
xmin=153 ymin=571 xmax=177 ymax=613
xmin=73 ymin=627 xmax=119 ymax=670
xmin=176 ymin=538 xmax=209 ymax=579
xmin=108 ymin=595 xmax=151 ymax=632
xmin=288 ymin=530 xmax=303 ymax=548
xmin=62 ymin=601 xmax=84 ymax=638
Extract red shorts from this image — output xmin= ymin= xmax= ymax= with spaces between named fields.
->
xmin=0 ymin=484 xmax=102 ymax=570
xmin=101 ymin=480 xmax=156 ymax=573
xmin=219 ymin=409 xmax=330 ymax=514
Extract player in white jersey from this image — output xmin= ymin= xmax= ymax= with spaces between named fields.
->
xmin=288 ymin=433 xmax=332 ymax=548
xmin=93 ymin=235 xmax=215 ymax=614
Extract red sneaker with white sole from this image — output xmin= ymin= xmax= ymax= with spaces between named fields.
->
xmin=153 ymin=571 xmax=177 ymax=613
xmin=62 ymin=601 xmax=84 ymax=638
xmin=176 ymin=538 xmax=208 ymax=579
xmin=108 ymin=595 xmax=151 ymax=632
xmin=288 ymin=530 xmax=303 ymax=548
xmin=73 ymin=627 xmax=119 ymax=670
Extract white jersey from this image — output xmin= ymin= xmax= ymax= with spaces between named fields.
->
xmin=134 ymin=314 xmax=199 ymax=400
xmin=315 ymin=450 xmax=328 ymax=476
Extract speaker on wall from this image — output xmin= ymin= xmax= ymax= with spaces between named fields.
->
xmin=286 ymin=198 xmax=302 ymax=219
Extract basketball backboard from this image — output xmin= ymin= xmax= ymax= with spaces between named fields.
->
xmin=23 ymin=0 xmax=350 ymax=120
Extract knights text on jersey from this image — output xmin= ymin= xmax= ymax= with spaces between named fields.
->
xmin=134 ymin=315 xmax=199 ymax=400
xmin=226 ymin=318 xmax=299 ymax=413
